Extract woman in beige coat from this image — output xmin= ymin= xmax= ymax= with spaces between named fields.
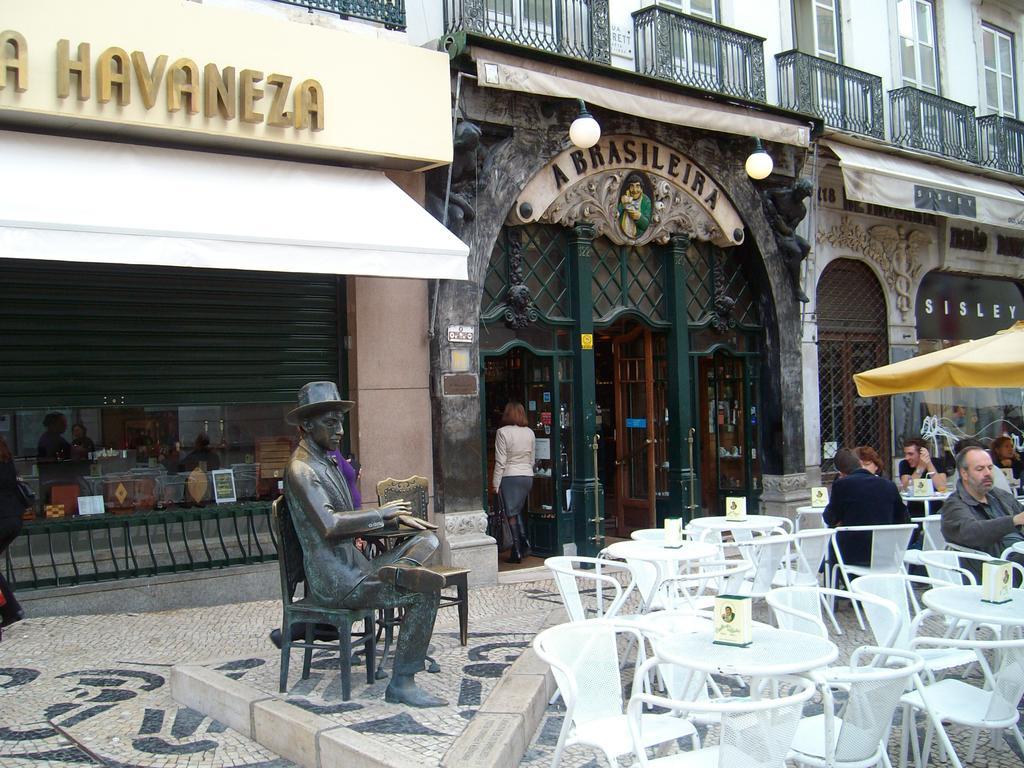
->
xmin=493 ymin=402 xmax=534 ymax=563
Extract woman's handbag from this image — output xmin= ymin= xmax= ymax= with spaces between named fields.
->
xmin=487 ymin=495 xmax=512 ymax=551
xmin=14 ymin=479 xmax=36 ymax=510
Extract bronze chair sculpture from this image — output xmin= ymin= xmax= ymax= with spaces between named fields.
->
xmin=376 ymin=476 xmax=470 ymax=647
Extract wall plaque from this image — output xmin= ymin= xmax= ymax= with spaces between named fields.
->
xmin=442 ymin=373 xmax=478 ymax=396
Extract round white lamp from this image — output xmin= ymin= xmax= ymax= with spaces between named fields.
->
xmin=569 ymin=99 xmax=601 ymax=150
xmin=745 ymin=139 xmax=774 ymax=180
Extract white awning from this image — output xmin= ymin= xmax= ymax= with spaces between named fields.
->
xmin=472 ymin=48 xmax=811 ymax=148
xmin=0 ymin=130 xmax=469 ymax=280
xmin=821 ymin=139 xmax=1024 ymax=231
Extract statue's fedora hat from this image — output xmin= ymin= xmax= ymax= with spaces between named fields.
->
xmin=287 ymin=381 xmax=354 ymax=424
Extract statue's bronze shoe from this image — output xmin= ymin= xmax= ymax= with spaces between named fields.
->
xmin=378 ymin=565 xmax=445 ymax=594
xmin=385 ymin=678 xmax=448 ymax=707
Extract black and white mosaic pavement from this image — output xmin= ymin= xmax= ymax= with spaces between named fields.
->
xmin=0 ymin=580 xmax=560 ymax=768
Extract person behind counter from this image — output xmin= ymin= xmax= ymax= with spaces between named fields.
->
xmin=37 ymin=412 xmax=70 ymax=462
xmin=492 ymin=401 xmax=534 ymax=564
xmin=0 ymin=436 xmax=25 ymax=637
xmin=179 ymin=433 xmax=221 ymax=472
xmin=69 ymin=422 xmax=96 ymax=460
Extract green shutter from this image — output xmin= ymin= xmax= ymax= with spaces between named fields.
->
xmin=0 ymin=260 xmax=342 ymax=408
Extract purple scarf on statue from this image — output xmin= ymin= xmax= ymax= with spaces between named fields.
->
xmin=329 ymin=450 xmax=362 ymax=509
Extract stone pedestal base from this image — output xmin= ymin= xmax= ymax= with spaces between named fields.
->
xmin=761 ymin=473 xmax=812 ymax=526
xmin=438 ymin=510 xmax=497 ymax=587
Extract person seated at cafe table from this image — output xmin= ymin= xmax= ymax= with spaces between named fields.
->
xmin=990 ymin=435 xmax=1023 ymax=482
xmin=898 ymin=438 xmax=947 ymax=493
xmin=941 ymin=445 xmax=1024 ymax=580
xmin=825 ymin=447 xmax=909 ymax=566
xmin=853 ymin=445 xmax=885 ymax=477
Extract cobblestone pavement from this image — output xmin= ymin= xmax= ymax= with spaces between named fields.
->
xmin=1 ymin=573 xmax=1023 ymax=768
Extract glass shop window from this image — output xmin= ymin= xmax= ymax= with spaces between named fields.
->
xmin=5 ymin=402 xmax=297 ymax=519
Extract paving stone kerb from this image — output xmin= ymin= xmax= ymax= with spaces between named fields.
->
xmin=171 ymin=607 xmax=561 ymax=768
xmin=171 ymin=664 xmax=422 ymax=768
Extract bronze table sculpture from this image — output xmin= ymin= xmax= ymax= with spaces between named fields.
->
xmin=283 ymin=381 xmax=447 ymax=707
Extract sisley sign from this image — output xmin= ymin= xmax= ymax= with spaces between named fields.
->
xmin=916 ymin=272 xmax=1024 ymax=340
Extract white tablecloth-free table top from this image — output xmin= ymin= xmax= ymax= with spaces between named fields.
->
xmin=900 ymin=491 xmax=952 ymax=516
xmin=650 ymin=625 xmax=838 ymax=676
xmin=922 ymin=585 xmax=1024 ymax=628
xmin=688 ymin=515 xmax=790 ymax=534
xmin=604 ymin=539 xmax=719 ymax=564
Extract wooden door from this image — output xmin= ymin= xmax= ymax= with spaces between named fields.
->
xmin=612 ymin=326 xmax=658 ymax=532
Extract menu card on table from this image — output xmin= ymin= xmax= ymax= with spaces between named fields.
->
xmin=663 ymin=517 xmax=684 ymax=548
xmin=912 ymin=477 xmax=934 ymax=497
xmin=982 ymin=560 xmax=1013 ymax=604
xmin=810 ymin=486 xmax=829 ymax=508
xmin=725 ymin=496 xmax=747 ymax=521
xmin=713 ymin=595 xmax=752 ymax=647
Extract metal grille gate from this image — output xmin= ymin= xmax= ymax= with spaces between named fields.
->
xmin=816 ymin=258 xmax=891 ymax=472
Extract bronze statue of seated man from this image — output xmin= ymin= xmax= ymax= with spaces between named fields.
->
xmin=283 ymin=381 xmax=447 ymax=707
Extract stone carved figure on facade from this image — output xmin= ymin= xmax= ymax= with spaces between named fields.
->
xmin=503 ymin=229 xmax=537 ymax=328
xmin=426 ymin=119 xmax=483 ymax=240
xmin=816 ymin=216 xmax=930 ymax=320
xmin=617 ymin=173 xmax=653 ymax=239
xmin=710 ymin=257 xmax=736 ymax=331
xmin=282 ymin=381 xmax=448 ymax=707
xmin=761 ymin=178 xmax=813 ymax=303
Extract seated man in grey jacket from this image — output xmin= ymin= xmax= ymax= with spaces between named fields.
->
xmin=941 ymin=446 xmax=1024 ymax=579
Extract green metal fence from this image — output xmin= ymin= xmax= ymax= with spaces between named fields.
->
xmin=4 ymin=503 xmax=278 ymax=591
xmin=272 ymin=0 xmax=406 ymax=30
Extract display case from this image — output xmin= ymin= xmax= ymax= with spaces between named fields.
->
xmin=699 ymin=354 xmax=762 ymax=515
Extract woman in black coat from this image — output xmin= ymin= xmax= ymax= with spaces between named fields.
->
xmin=0 ymin=435 xmax=25 ymax=634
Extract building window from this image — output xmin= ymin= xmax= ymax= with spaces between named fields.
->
xmin=794 ymin=0 xmax=841 ymax=62
xmin=897 ymin=0 xmax=938 ymax=93
xmin=659 ymin=0 xmax=719 ymax=21
xmin=982 ymin=23 xmax=1017 ymax=117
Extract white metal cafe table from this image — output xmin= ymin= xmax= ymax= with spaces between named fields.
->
xmin=900 ymin=490 xmax=952 ymax=516
xmin=793 ymin=506 xmax=826 ymax=532
xmin=649 ymin=624 xmax=838 ymax=678
xmin=688 ymin=515 xmax=792 ymax=542
xmin=603 ymin=539 xmax=720 ymax=610
xmin=922 ymin=585 xmax=1024 ymax=637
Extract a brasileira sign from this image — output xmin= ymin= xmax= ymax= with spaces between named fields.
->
xmin=510 ymin=135 xmax=745 ymax=248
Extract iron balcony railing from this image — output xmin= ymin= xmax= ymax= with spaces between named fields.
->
xmin=272 ymin=0 xmax=406 ymax=30
xmin=632 ymin=6 xmax=765 ymax=102
xmin=4 ymin=503 xmax=277 ymax=591
xmin=890 ymin=86 xmax=978 ymax=163
xmin=443 ymin=0 xmax=611 ymax=64
xmin=775 ymin=50 xmax=883 ymax=139
xmin=977 ymin=114 xmax=1024 ymax=176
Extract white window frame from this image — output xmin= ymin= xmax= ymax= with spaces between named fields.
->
xmin=658 ymin=0 xmax=719 ymax=22
xmin=897 ymin=0 xmax=939 ymax=94
xmin=814 ymin=0 xmax=840 ymax=61
xmin=982 ymin=22 xmax=1017 ymax=118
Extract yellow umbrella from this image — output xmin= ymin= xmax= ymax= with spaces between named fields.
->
xmin=854 ymin=321 xmax=1024 ymax=396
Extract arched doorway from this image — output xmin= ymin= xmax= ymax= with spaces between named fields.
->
xmin=816 ymin=258 xmax=891 ymax=472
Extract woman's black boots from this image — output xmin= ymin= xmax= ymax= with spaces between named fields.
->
xmin=506 ymin=515 xmax=531 ymax=564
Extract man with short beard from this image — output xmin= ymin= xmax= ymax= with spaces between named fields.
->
xmin=941 ymin=446 xmax=1024 ymax=577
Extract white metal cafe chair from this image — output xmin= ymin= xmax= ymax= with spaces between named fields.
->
xmin=829 ymin=523 xmax=916 ymax=629
xmin=732 ymin=533 xmax=793 ymax=600
xmin=545 ymin=555 xmax=641 ymax=622
xmin=627 ymin=667 xmax=816 ymax=768
xmin=789 ymin=646 xmax=926 ymax=768
xmin=903 ymin=515 xmax=945 ymax=569
xmin=533 ymin=620 xmax=698 ymax=768
xmin=899 ymin=636 xmax=1024 ymax=768
xmin=773 ymin=527 xmax=835 ymax=588
xmin=850 ymin=573 xmax=977 ymax=676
